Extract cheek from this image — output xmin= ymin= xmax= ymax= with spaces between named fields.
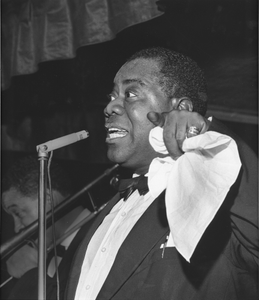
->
xmin=132 ymin=121 xmax=154 ymax=145
xmin=129 ymin=105 xmax=153 ymax=131
xmin=23 ymin=215 xmax=37 ymax=227
xmin=24 ymin=207 xmax=39 ymax=225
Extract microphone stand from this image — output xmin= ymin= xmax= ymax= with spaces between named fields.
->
xmin=36 ymin=130 xmax=89 ymax=300
xmin=37 ymin=148 xmax=48 ymax=300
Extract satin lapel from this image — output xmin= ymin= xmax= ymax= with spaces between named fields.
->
xmin=66 ymin=193 xmax=120 ymax=300
xmin=97 ymin=192 xmax=169 ymax=299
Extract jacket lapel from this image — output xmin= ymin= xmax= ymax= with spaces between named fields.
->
xmin=97 ymin=192 xmax=169 ymax=299
xmin=65 ymin=193 xmax=120 ymax=299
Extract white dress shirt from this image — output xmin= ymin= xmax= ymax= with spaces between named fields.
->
xmin=74 ymin=188 xmax=158 ymax=300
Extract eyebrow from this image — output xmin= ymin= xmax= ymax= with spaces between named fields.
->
xmin=122 ymin=78 xmax=146 ymax=87
xmin=3 ymin=204 xmax=17 ymax=211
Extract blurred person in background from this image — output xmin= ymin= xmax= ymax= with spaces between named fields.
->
xmin=1 ymin=155 xmax=91 ymax=299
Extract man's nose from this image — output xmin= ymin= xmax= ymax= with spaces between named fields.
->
xmin=14 ymin=219 xmax=25 ymax=233
xmin=104 ymin=98 xmax=124 ymax=117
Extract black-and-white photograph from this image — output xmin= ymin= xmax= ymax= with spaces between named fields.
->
xmin=1 ymin=1 xmax=258 ymax=299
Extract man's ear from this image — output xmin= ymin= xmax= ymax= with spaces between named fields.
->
xmin=171 ymin=97 xmax=193 ymax=112
xmin=46 ymin=189 xmax=65 ymax=212
xmin=46 ymin=189 xmax=58 ymax=211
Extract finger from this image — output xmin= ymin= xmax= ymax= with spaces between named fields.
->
xmin=163 ymin=119 xmax=184 ymax=160
xmin=199 ymin=118 xmax=211 ymax=134
xmin=175 ymin=119 xmax=188 ymax=146
xmin=26 ymin=239 xmax=37 ymax=249
xmin=147 ymin=111 xmax=165 ymax=127
xmin=186 ymin=115 xmax=210 ymax=138
xmin=164 ymin=134 xmax=184 ymax=159
xmin=165 ymin=113 xmax=187 ymax=150
xmin=186 ymin=126 xmax=200 ymax=138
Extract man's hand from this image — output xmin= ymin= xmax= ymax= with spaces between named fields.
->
xmin=6 ymin=244 xmax=38 ymax=278
xmin=147 ymin=110 xmax=210 ymax=159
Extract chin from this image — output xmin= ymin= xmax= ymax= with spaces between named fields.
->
xmin=107 ymin=144 xmax=130 ymax=163
xmin=107 ymin=151 xmax=126 ymax=165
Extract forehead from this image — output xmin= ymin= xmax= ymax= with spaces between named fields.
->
xmin=114 ymin=58 xmax=160 ymax=86
xmin=2 ymin=188 xmax=35 ymax=211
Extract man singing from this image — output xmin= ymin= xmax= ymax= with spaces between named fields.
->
xmin=66 ymin=47 xmax=257 ymax=299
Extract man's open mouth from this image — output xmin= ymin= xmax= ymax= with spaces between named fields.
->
xmin=106 ymin=127 xmax=128 ymax=139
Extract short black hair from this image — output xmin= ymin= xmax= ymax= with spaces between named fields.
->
xmin=2 ymin=156 xmax=72 ymax=198
xmin=127 ymin=47 xmax=208 ymax=116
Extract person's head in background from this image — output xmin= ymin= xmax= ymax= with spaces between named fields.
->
xmin=2 ymin=155 xmax=73 ymax=244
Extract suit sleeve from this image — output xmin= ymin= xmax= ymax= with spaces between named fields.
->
xmin=209 ymin=118 xmax=258 ymax=275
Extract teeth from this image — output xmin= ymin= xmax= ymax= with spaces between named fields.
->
xmin=109 ymin=132 xmax=127 ymax=138
xmin=107 ymin=127 xmax=128 ymax=139
xmin=108 ymin=127 xmax=127 ymax=133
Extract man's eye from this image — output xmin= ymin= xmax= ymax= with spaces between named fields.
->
xmin=125 ymin=91 xmax=136 ymax=98
xmin=13 ymin=211 xmax=23 ymax=219
xmin=107 ymin=94 xmax=116 ymax=101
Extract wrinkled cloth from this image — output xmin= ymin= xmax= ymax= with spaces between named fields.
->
xmin=148 ymin=126 xmax=241 ymax=261
xmin=2 ymin=0 xmax=163 ymax=89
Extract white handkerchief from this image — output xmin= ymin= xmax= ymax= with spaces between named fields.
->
xmin=148 ymin=127 xmax=241 ymax=261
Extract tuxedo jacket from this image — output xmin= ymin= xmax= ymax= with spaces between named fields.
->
xmin=65 ymin=119 xmax=258 ymax=300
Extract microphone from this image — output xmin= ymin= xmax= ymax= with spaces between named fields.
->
xmin=36 ymin=130 xmax=89 ymax=152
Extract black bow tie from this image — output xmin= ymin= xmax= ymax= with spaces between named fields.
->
xmin=118 ymin=175 xmax=149 ymax=201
